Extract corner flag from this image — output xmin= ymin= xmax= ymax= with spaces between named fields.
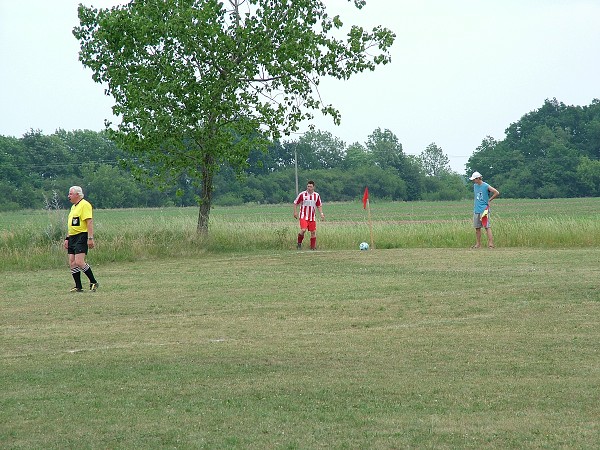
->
xmin=363 ymin=187 xmax=369 ymax=209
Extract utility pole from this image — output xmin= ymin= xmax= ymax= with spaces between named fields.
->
xmin=294 ymin=148 xmax=299 ymax=195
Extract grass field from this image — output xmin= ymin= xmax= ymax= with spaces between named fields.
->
xmin=1 ymin=197 xmax=599 ymax=271
xmin=1 ymin=198 xmax=599 ymax=448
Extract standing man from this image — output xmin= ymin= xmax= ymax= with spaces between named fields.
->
xmin=64 ymin=186 xmax=99 ymax=292
xmin=469 ymin=171 xmax=499 ymax=248
xmin=293 ymin=180 xmax=325 ymax=250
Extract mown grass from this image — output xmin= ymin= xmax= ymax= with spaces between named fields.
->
xmin=1 ymin=247 xmax=599 ymax=448
xmin=1 ymin=198 xmax=599 ymax=271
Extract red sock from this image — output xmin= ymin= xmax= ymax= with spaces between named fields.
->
xmin=310 ymin=237 xmax=316 ymax=249
xmin=298 ymin=234 xmax=304 ymax=244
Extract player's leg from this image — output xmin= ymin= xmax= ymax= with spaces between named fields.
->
xmin=297 ymin=220 xmax=307 ymax=249
xmin=74 ymin=252 xmax=98 ymax=291
xmin=485 ymin=213 xmax=494 ymax=248
xmin=309 ymin=221 xmax=317 ymax=250
xmin=486 ymin=227 xmax=494 ymax=248
xmin=473 ymin=228 xmax=482 ymax=248
xmin=69 ymin=253 xmax=83 ymax=292
xmin=472 ymin=214 xmax=482 ymax=248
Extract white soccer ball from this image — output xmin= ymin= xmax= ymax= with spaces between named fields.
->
xmin=359 ymin=242 xmax=369 ymax=251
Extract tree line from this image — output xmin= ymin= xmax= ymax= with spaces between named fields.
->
xmin=0 ymin=98 xmax=598 ymax=212
xmin=0 ymin=126 xmax=463 ymax=211
xmin=467 ymin=98 xmax=600 ymax=198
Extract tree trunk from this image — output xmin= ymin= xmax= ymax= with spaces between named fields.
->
xmin=197 ymin=157 xmax=214 ymax=235
xmin=197 ymin=199 xmax=210 ymax=235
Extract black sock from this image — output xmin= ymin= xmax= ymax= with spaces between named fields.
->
xmin=82 ymin=264 xmax=97 ymax=284
xmin=71 ymin=268 xmax=82 ymax=289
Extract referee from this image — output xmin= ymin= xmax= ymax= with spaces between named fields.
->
xmin=64 ymin=186 xmax=99 ymax=292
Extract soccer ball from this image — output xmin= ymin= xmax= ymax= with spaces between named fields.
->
xmin=359 ymin=242 xmax=369 ymax=251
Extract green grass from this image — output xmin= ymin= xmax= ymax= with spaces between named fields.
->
xmin=1 ymin=198 xmax=599 ymax=447
xmin=1 ymin=198 xmax=599 ymax=271
xmin=1 ymin=248 xmax=599 ymax=448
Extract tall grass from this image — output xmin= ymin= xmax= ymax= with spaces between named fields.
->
xmin=1 ymin=198 xmax=599 ymax=271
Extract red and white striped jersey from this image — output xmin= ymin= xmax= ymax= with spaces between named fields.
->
xmin=294 ymin=190 xmax=322 ymax=221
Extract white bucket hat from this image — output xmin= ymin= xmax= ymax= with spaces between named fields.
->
xmin=469 ymin=171 xmax=482 ymax=180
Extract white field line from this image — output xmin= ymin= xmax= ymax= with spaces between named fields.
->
xmin=3 ymin=315 xmax=494 ymax=358
xmin=65 ymin=338 xmax=228 ymax=354
xmin=2 ymin=338 xmax=229 ymax=359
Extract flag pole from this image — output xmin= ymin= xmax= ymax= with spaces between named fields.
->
xmin=363 ymin=187 xmax=374 ymax=249
xmin=367 ymin=198 xmax=374 ymax=249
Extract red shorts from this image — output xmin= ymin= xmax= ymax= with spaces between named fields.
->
xmin=299 ymin=219 xmax=317 ymax=232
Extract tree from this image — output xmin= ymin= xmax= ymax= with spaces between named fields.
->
xmin=297 ymin=130 xmax=346 ymax=169
xmin=466 ymin=136 xmax=498 ymax=177
xmin=418 ymin=142 xmax=451 ymax=177
xmin=366 ymin=128 xmax=405 ymax=171
xmin=54 ymin=129 xmax=124 ymax=167
xmin=0 ymin=136 xmax=28 ymax=210
xmin=466 ymin=98 xmax=600 ymax=198
xmin=21 ymin=130 xmax=72 ymax=183
xmin=576 ymin=156 xmax=600 ymax=197
xmin=421 ymin=172 xmax=468 ymax=201
xmin=342 ymin=141 xmax=372 ymax=169
xmin=74 ymin=0 xmax=395 ymax=233
xmin=365 ymin=128 xmax=424 ymax=200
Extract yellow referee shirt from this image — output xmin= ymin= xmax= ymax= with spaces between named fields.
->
xmin=68 ymin=199 xmax=93 ymax=236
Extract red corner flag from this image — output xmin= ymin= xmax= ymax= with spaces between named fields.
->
xmin=362 ymin=187 xmax=369 ymax=209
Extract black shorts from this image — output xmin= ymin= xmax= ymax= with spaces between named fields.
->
xmin=68 ymin=233 xmax=88 ymax=255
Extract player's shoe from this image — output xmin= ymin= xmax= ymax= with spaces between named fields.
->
xmin=297 ymin=243 xmax=302 ymax=250
xmin=89 ymin=282 xmax=99 ymax=292
xmin=70 ymin=287 xmax=84 ymax=293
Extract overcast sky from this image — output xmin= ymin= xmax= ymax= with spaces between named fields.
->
xmin=1 ymin=0 xmax=599 ymax=173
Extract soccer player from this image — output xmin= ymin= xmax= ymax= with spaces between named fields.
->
xmin=64 ymin=186 xmax=99 ymax=292
xmin=293 ymin=180 xmax=325 ymax=250
xmin=469 ymin=171 xmax=499 ymax=248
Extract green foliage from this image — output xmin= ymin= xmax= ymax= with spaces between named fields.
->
xmin=576 ymin=156 xmax=600 ymax=196
xmin=467 ymin=98 xmax=600 ymax=197
xmin=363 ymin=128 xmax=426 ymax=201
xmin=5 ymin=96 xmax=600 ymax=211
xmin=342 ymin=141 xmax=371 ymax=169
xmin=418 ymin=142 xmax=452 ymax=176
xmin=74 ymin=0 xmax=395 ymax=233
xmin=297 ymin=130 xmax=346 ymax=169
xmin=0 ymin=129 xmax=180 ymax=211
xmin=366 ymin=127 xmax=406 ymax=171
xmin=421 ymin=172 xmax=467 ymax=201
